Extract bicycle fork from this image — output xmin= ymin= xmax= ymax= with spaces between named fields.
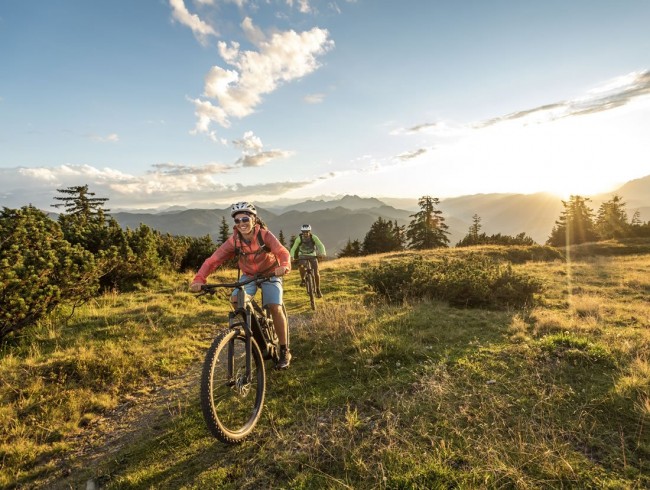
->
xmin=227 ymin=308 xmax=254 ymax=389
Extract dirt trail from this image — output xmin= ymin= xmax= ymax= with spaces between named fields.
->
xmin=43 ymin=361 xmax=202 ymax=489
xmin=40 ymin=313 xmax=311 ymax=489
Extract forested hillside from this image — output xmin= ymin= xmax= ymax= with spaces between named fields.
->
xmin=103 ymin=174 xmax=650 ymax=252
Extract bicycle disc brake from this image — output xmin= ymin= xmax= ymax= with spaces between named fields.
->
xmin=229 ymin=369 xmax=251 ymax=396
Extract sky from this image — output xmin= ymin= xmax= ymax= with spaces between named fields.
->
xmin=1 ymin=0 xmax=649 ymax=211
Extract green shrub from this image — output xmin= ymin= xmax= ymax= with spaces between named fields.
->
xmin=0 ymin=206 xmax=100 ymax=341
xmin=364 ymin=254 xmax=543 ymax=309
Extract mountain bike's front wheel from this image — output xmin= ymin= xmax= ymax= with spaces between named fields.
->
xmin=200 ymin=329 xmax=266 ymax=443
xmin=305 ymin=271 xmax=316 ymax=310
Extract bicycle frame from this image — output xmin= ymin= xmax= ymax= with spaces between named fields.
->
xmin=203 ymin=275 xmax=279 ymax=380
xmin=297 ymin=255 xmax=317 ymax=310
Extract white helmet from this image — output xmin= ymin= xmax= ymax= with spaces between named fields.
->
xmin=300 ymin=224 xmax=312 ymax=232
xmin=230 ymin=201 xmax=257 ymax=217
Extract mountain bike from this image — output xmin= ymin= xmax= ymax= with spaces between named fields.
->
xmin=297 ymin=255 xmax=318 ymax=310
xmin=195 ymin=274 xmax=287 ymax=444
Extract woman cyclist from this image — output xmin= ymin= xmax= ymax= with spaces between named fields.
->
xmin=189 ymin=202 xmax=293 ymax=369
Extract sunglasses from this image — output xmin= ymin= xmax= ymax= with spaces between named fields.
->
xmin=234 ymin=216 xmax=252 ymax=224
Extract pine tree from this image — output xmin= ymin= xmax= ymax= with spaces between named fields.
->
xmin=181 ymin=235 xmax=217 ymax=271
xmin=278 ymin=229 xmax=287 ymax=247
xmin=469 ymin=214 xmax=481 ymax=240
xmin=456 ymin=214 xmax=483 ymax=246
xmin=362 ymin=217 xmax=404 ymax=255
xmin=392 ymin=220 xmax=406 ymax=251
xmin=547 ymin=195 xmax=598 ymax=246
xmin=157 ymin=233 xmax=190 ymax=272
xmin=337 ymin=238 xmax=362 ymax=258
xmin=596 ymin=195 xmax=630 ymax=239
xmin=218 ymin=216 xmax=231 ymax=245
xmin=52 ymin=185 xmax=112 ymax=253
xmin=52 ymin=184 xmax=110 ymax=218
xmin=406 ymin=196 xmax=450 ymax=249
xmin=1 ymin=206 xmax=100 ymax=340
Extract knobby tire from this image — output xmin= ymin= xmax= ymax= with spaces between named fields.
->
xmin=306 ymin=271 xmax=316 ymax=310
xmin=200 ymin=328 xmax=266 ymax=444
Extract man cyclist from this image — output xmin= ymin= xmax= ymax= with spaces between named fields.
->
xmin=290 ymin=224 xmax=326 ymax=298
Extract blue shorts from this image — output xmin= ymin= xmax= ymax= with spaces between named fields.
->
xmin=231 ymin=275 xmax=283 ymax=306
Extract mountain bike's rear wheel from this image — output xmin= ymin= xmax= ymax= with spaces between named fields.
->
xmin=201 ymin=329 xmax=265 ymax=443
xmin=305 ymin=271 xmax=316 ymax=310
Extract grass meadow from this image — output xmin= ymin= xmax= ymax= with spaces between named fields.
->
xmin=1 ymin=242 xmax=649 ymax=489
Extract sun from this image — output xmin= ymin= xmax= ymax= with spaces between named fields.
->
xmin=542 ymin=177 xmax=625 ymax=200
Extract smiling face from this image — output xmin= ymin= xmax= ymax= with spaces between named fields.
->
xmin=233 ymin=212 xmax=255 ymax=236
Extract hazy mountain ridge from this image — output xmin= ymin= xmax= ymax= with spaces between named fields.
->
xmin=109 ymin=176 xmax=650 ymax=253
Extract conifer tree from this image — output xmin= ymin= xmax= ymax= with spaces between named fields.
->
xmin=1 ymin=206 xmax=99 ymax=340
xmin=52 ymin=185 xmax=112 ymax=253
xmin=218 ymin=216 xmax=231 ymax=245
xmin=469 ymin=214 xmax=481 ymax=240
xmin=406 ymin=196 xmax=450 ymax=249
xmin=157 ymin=233 xmax=190 ymax=272
xmin=181 ymin=234 xmax=216 ymax=271
xmin=278 ymin=229 xmax=287 ymax=247
xmin=595 ymin=195 xmax=630 ymax=239
xmin=52 ymin=184 xmax=110 ymax=218
xmin=362 ymin=217 xmax=404 ymax=254
xmin=547 ymin=195 xmax=598 ymax=246
xmin=337 ymin=238 xmax=362 ymax=258
xmin=456 ymin=214 xmax=483 ymax=246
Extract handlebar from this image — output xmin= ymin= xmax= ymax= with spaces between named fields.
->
xmin=195 ymin=274 xmax=275 ymax=297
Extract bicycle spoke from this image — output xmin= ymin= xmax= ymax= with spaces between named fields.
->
xmin=201 ymin=330 xmax=266 ymax=443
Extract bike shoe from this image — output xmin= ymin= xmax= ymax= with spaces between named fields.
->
xmin=316 ymin=289 xmax=323 ymax=298
xmin=300 ymin=280 xmax=305 ymax=287
xmin=277 ymin=350 xmax=292 ymax=369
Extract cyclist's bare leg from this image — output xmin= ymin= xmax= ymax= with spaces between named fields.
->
xmin=268 ymin=304 xmax=288 ymax=346
xmin=312 ymin=258 xmax=322 ymax=294
xmin=298 ymin=262 xmax=306 ymax=283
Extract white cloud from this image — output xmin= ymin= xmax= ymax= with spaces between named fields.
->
xmin=304 ymin=92 xmax=325 ymax=104
xmin=237 ymin=149 xmax=294 ymax=167
xmin=232 ymin=130 xmax=263 ymax=153
xmin=396 ymin=148 xmax=428 ymax=161
xmin=169 ymin=0 xmax=217 ymax=45
xmin=478 ymin=70 xmax=650 ymax=128
xmin=231 ymin=130 xmax=294 ymax=167
xmin=90 ymin=133 xmax=119 ymax=143
xmin=0 ymin=160 xmax=320 ymax=210
xmin=149 ymin=162 xmax=230 ymax=176
xmin=189 ymin=97 xmax=230 ymax=140
xmin=193 ymin=18 xmax=333 ymax=133
xmin=286 ymin=0 xmax=312 ymax=14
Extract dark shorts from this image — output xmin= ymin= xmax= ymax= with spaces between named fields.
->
xmin=298 ymin=256 xmax=319 ymax=273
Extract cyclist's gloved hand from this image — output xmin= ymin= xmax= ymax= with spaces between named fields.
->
xmin=274 ymin=266 xmax=289 ymax=277
xmin=189 ymin=282 xmax=203 ymax=293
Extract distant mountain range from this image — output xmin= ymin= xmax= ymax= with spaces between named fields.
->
xmin=110 ymin=175 xmax=650 ymax=254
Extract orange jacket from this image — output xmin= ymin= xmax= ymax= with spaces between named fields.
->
xmin=193 ymin=225 xmax=291 ymax=284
